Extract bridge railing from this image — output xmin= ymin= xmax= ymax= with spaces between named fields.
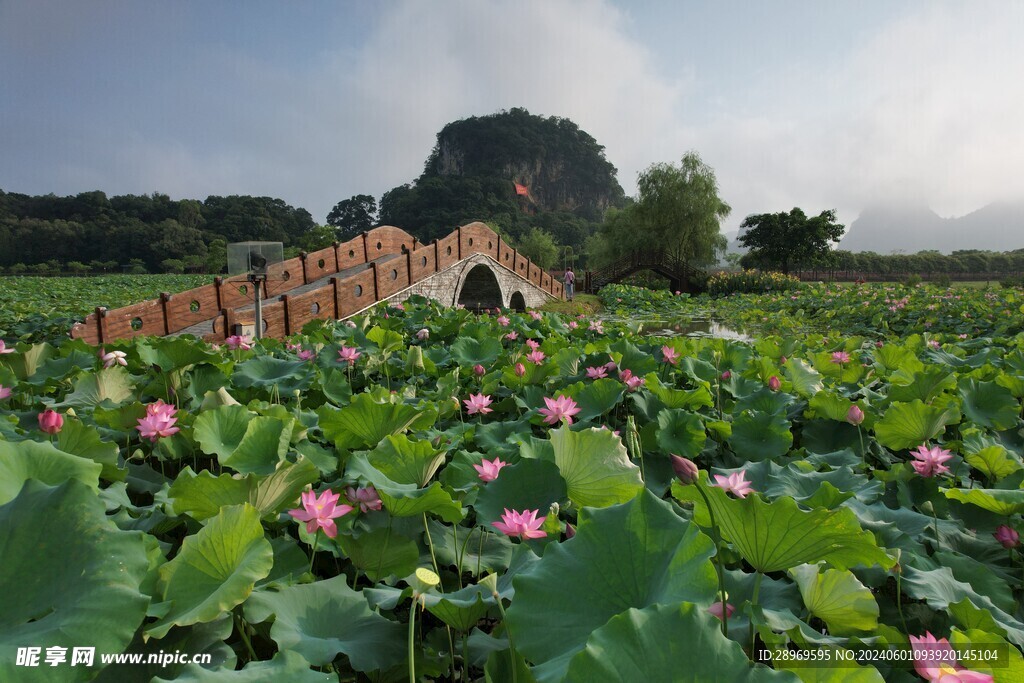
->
xmin=70 ymin=222 xmax=564 ymax=344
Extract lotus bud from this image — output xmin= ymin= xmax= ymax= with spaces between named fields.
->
xmin=473 ymin=364 xmax=486 ymax=377
xmin=846 ymin=404 xmax=865 ymax=426
xmin=416 ymin=328 xmax=429 ymax=341
xmin=670 ymin=454 xmax=699 ymax=485
xmin=38 ymin=409 xmax=64 ymax=434
xmin=779 ymin=356 xmax=787 ymax=365
xmin=767 ymin=376 xmax=781 ymax=391
xmin=720 ymin=370 xmax=731 ymax=380
xmin=994 ymin=524 xmax=1020 ymax=549
xmin=514 ymin=362 xmax=526 ymax=377
xmin=565 ymin=523 xmax=576 ymax=539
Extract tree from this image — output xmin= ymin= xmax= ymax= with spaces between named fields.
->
xmin=738 ymin=208 xmax=844 ymax=274
xmin=326 ymin=194 xmax=377 ymax=239
xmin=597 ymin=152 xmax=729 ymax=268
xmin=515 ymin=227 xmax=560 ymax=270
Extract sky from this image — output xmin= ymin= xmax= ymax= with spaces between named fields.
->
xmin=2 ymin=0 xmax=1022 ymax=235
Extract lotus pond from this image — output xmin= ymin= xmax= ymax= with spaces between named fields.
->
xmin=1 ymin=283 xmax=1024 ymax=681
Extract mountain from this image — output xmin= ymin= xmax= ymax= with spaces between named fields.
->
xmin=378 ymin=108 xmax=625 ymax=248
xmin=839 ymin=201 xmax=1024 ymax=253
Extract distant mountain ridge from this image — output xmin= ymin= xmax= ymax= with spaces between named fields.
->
xmin=838 ymin=201 xmax=1024 ymax=253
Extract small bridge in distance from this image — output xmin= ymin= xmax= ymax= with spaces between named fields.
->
xmin=583 ymin=250 xmax=707 ymax=294
xmin=70 ymin=222 xmax=564 ymax=344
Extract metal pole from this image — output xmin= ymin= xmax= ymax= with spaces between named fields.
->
xmin=252 ymin=275 xmax=263 ymax=340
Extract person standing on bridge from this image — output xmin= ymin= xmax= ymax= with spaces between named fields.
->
xmin=564 ymin=268 xmax=575 ymax=301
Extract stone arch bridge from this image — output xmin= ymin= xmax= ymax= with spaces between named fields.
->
xmin=70 ymin=222 xmax=563 ymax=344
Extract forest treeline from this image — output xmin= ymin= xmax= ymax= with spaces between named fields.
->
xmin=0 ymin=189 xmax=318 ymax=274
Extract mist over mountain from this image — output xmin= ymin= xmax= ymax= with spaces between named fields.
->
xmin=838 ymin=201 xmax=1024 ymax=253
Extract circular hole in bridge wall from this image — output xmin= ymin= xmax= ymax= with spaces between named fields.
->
xmin=354 ymin=285 xmax=363 ymax=297
xmin=282 ymin=271 xmax=291 ymax=280
xmin=446 ymin=246 xmax=452 ymax=255
xmin=189 ymin=300 xmax=201 ymax=313
xmin=391 ymin=269 xmax=398 ymax=281
xmin=311 ymin=302 xmax=320 ymax=314
xmin=130 ymin=317 xmax=143 ymax=331
xmin=468 ymin=237 xmax=474 ymax=246
xmin=488 ymin=241 xmax=493 ymax=249
xmin=239 ymin=285 xmax=248 ymax=295
xmin=349 ymin=249 xmax=356 ymax=258
xmin=262 ymin=319 xmax=269 ymax=333
xmin=318 ymin=258 xmax=325 ymax=268
xmin=376 ymin=241 xmax=383 ymax=251
xmin=421 ymin=256 xmax=428 ymax=266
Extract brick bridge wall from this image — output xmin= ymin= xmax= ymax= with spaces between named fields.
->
xmin=70 ymin=222 xmax=563 ymax=344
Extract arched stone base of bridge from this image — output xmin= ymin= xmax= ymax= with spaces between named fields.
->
xmin=456 ymin=264 xmax=504 ymax=311
xmin=509 ymin=291 xmax=526 ymax=311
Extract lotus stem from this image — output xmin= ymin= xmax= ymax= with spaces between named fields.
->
xmin=477 ymin=526 xmax=485 ymax=578
xmin=749 ymin=571 xmax=763 ymax=659
xmin=308 ymin=529 xmax=320 ymax=576
xmin=234 ymin=609 xmax=258 ymax=663
xmin=408 ymin=595 xmax=419 ymax=682
xmin=423 ymin=513 xmax=441 ymax=578
xmin=491 ymin=590 xmax=518 ymax=683
xmin=694 ymin=482 xmax=729 ymax=637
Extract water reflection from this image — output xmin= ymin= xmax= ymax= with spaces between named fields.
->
xmin=606 ymin=316 xmax=751 ymax=341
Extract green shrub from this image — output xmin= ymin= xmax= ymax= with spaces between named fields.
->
xmin=706 ymin=270 xmax=801 ymax=296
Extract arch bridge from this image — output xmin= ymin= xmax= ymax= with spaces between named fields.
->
xmin=583 ymin=249 xmax=707 ymax=294
xmin=70 ymin=222 xmax=562 ymax=343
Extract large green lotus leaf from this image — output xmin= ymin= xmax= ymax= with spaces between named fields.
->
xmin=346 ymin=455 xmax=464 ymax=522
xmin=318 ymin=393 xmax=434 ymax=450
xmin=563 ymin=603 xmax=795 ymax=683
xmin=901 ymin=565 xmax=1024 ymax=647
xmin=888 ymin=365 xmax=957 ymax=403
xmin=367 ymin=433 xmax=446 ymax=487
xmin=550 ymin=425 xmax=643 ymax=508
xmin=811 ymin=351 xmax=864 ymax=383
xmin=136 ymin=337 xmax=220 ymax=372
xmin=249 ymin=457 xmax=321 ymax=518
xmin=774 ymin=656 xmax=884 ymax=682
xmin=193 ymin=404 xmax=254 ymax=459
xmin=232 ymin=356 xmax=313 ymax=394
xmin=959 ymin=379 xmax=1019 ymax=431
xmin=25 ymin=349 xmax=97 ymax=386
xmin=788 ymin=564 xmax=878 ymax=636
xmin=784 ymin=359 xmax=823 ymax=397
xmin=737 ymin=387 xmax=797 ymax=416
xmin=728 ymin=410 xmax=793 ymax=461
xmin=473 ymin=418 xmax=531 ymax=456
xmin=97 ymin=616 xmax=236 ymax=683
xmin=655 ymin=408 xmax=707 ymax=458
xmin=800 ymin=420 xmax=861 ymax=456
xmin=155 ymin=651 xmax=333 ymax=683
xmin=675 ymin=479 xmax=894 ymax=572
xmin=566 ymin=378 xmax=624 ymax=422
xmin=933 ymin=550 xmax=1016 ymax=614
xmin=943 ymin=487 xmax=1024 ymax=515
xmin=873 ymin=399 xmax=957 ymax=451
xmin=146 ymin=504 xmax=273 ymax=639
xmin=59 ymin=366 xmax=135 ymax=408
xmin=505 ymin=491 xmax=717 ymax=683
xmin=473 ymin=458 xmax=567 ymax=528
xmin=0 ymin=341 xmax=53 ymax=380
xmin=807 ymin=391 xmax=855 ymax=422
xmin=363 ymin=325 xmax=404 ymax=353
xmin=168 ymin=467 xmax=255 ymax=521
xmin=244 ymin=575 xmax=405 ymax=671
xmin=961 ymin=429 xmax=1021 ymax=481
xmin=0 ymin=439 xmax=101 ymax=506
xmin=765 ymin=465 xmax=882 ymax=506
xmin=872 ymin=343 xmax=922 ymax=374
xmin=451 ymin=336 xmax=502 ymax=367
xmin=424 ymin=584 xmax=494 ymax=632
xmin=431 ymin=520 xmax=514 ymax=574
xmin=56 ymin=419 xmax=123 ymax=480
xmin=644 ymin=375 xmax=714 ymax=410
xmin=0 ymin=481 xmax=150 ymax=683
xmin=221 ymin=416 xmax=294 ymax=475
xmin=337 ymin=527 xmax=419 ymax=582
xmin=609 ymin=338 xmax=659 ymax=376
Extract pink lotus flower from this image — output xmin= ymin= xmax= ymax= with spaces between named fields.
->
xmin=661 ymin=346 xmax=680 ymax=365
xmin=619 ymin=369 xmax=644 ymax=391
xmin=994 ymin=525 xmax=1020 ymax=549
xmin=712 ymin=471 xmax=754 ymax=498
xmin=720 ymin=370 xmax=731 ymax=380
xmin=0 ymin=340 xmax=14 ymax=354
xmin=288 ymin=489 xmax=353 ymax=538
xmin=38 ymin=409 xmax=64 ymax=434
xmin=780 ymin=356 xmax=787 ymax=364
xmin=225 ymin=334 xmax=252 ymax=350
xmin=505 ymin=331 xmax=519 ymax=341
xmin=585 ymin=366 xmax=608 ymax=379
xmin=909 ymin=632 xmax=993 ymax=683
xmin=416 ymin=328 xmax=430 ymax=340
xmin=497 ymin=316 xmax=510 ymax=327
xmin=831 ymin=351 xmax=851 ymax=364
xmin=101 ymin=349 xmax=128 ymax=368
xmin=136 ymin=400 xmax=181 ymax=442
xmin=492 ymin=508 xmax=546 ymax=539
xmin=767 ymin=375 xmax=781 ymax=391
xmin=345 ymin=486 xmax=382 ymax=513
xmin=670 ymin=455 xmax=699 ymax=485
xmin=568 ymin=321 xmax=579 ymax=329
xmin=473 ymin=457 xmax=508 ymax=482
xmin=847 ymin=405 xmax=865 ymax=425
xmin=538 ymin=395 xmax=581 ymax=425
xmin=529 ymin=310 xmax=543 ymax=321
xmin=525 ymin=339 xmax=540 ymax=350
xmin=393 ymin=302 xmax=405 ymax=311
xmin=604 ymin=360 xmax=618 ymax=372
xmin=0 ymin=385 xmax=12 ymax=400
xmin=875 ymin=340 xmax=884 ymax=348
xmin=910 ymin=444 xmax=953 ymax=478
xmin=526 ymin=349 xmax=546 ymax=365
xmin=588 ymin=320 xmax=604 ymax=333
xmin=928 ymin=339 xmax=940 ymax=349
xmin=337 ymin=346 xmax=361 ymax=366
xmin=473 ymin=364 xmax=486 ymax=377
xmin=514 ymin=362 xmax=526 ymax=377
xmin=463 ymin=393 xmax=493 ymax=415
xmin=708 ymin=601 xmax=735 ymax=622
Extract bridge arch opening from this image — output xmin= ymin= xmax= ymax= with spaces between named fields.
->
xmin=509 ymin=291 xmax=526 ymax=312
xmin=457 ymin=264 xmax=504 ymax=312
